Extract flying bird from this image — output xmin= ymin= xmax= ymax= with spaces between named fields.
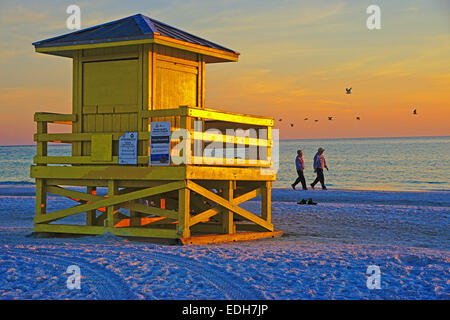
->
xmin=346 ymin=88 xmax=352 ymax=94
xmin=290 ymin=123 xmax=294 ymax=127
xmin=356 ymin=116 xmax=360 ymax=120
xmin=413 ymin=109 xmax=417 ymax=115
xmin=314 ymin=120 xmax=319 ymax=122
xmin=328 ymin=116 xmax=333 ymax=121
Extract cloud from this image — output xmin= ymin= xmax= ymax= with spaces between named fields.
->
xmin=0 ymin=4 xmax=48 ymax=25
xmin=0 ymin=87 xmax=70 ymax=115
xmin=191 ymin=1 xmax=347 ymax=35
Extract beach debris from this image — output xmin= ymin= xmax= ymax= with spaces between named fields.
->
xmin=314 ymin=120 xmax=319 ymax=122
xmin=307 ymin=198 xmax=317 ymax=205
xmin=297 ymin=199 xmax=307 ymax=205
xmin=279 ymin=118 xmax=283 ymax=121
xmin=346 ymin=87 xmax=352 ymax=94
xmin=290 ymin=123 xmax=294 ymax=127
xmin=304 ymin=117 xmax=308 ymax=120
xmin=356 ymin=116 xmax=360 ymax=120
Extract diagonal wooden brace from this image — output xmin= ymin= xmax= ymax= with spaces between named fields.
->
xmin=186 ymin=181 xmax=272 ymax=231
xmin=189 ymin=186 xmax=262 ymax=227
xmin=121 ymin=202 xmax=178 ymax=220
xmin=47 ymin=185 xmax=103 ymax=202
xmin=34 ymin=181 xmax=186 ymax=224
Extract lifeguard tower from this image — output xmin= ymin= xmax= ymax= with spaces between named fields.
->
xmin=31 ymin=14 xmax=282 ymax=244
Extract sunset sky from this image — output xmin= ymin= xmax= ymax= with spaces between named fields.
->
xmin=0 ymin=0 xmax=449 ymax=145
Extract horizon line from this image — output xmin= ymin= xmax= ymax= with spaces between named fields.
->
xmin=0 ymin=134 xmax=449 ymax=147
xmin=280 ymin=134 xmax=450 ymax=142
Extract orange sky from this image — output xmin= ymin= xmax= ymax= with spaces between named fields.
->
xmin=0 ymin=0 xmax=449 ymax=145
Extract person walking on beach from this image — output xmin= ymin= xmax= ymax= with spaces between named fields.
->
xmin=311 ymin=147 xmax=328 ymax=190
xmin=291 ymin=149 xmax=308 ymax=190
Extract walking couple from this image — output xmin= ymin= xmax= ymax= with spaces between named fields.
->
xmin=291 ymin=147 xmax=329 ymax=190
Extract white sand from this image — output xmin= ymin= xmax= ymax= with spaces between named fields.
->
xmin=0 ymin=186 xmax=448 ymax=299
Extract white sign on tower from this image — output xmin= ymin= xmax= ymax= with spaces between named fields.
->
xmin=118 ymin=132 xmax=138 ymax=165
xmin=150 ymin=121 xmax=171 ymax=166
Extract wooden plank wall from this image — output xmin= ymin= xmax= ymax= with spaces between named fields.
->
xmin=73 ymin=45 xmax=143 ymax=156
xmin=152 ymin=44 xmax=205 ymax=131
xmin=72 ymin=44 xmax=206 ymax=159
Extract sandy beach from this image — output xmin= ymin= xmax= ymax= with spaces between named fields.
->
xmin=1 ymin=0 xmax=449 ymax=306
xmin=0 ymin=186 xmax=448 ymax=300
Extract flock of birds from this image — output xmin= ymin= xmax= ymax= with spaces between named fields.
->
xmin=278 ymin=87 xmax=418 ymax=128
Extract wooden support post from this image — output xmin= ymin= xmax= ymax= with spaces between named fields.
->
xmin=107 ymin=180 xmax=117 ymax=228
xmin=178 ymin=186 xmax=190 ymax=238
xmin=129 ymin=200 xmax=140 ymax=227
xmin=179 ymin=108 xmax=192 ymax=164
xmin=86 ymin=186 xmax=96 ymax=226
xmin=261 ymin=181 xmax=272 ymax=224
xmin=36 ymin=121 xmax=47 ymax=165
xmin=35 ymin=179 xmax=47 ymax=216
xmin=222 ymin=180 xmax=235 ymax=234
xmin=72 ymin=50 xmax=82 ymax=157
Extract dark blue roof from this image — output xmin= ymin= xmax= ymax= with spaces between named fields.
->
xmin=33 ymin=14 xmax=237 ymax=54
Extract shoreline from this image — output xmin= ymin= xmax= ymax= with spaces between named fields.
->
xmin=1 ymin=183 xmax=449 ymax=194
xmin=1 ymin=183 xmax=448 ymax=192
xmin=1 ymin=184 xmax=448 ymax=207
xmin=277 ymin=186 xmax=450 ymax=193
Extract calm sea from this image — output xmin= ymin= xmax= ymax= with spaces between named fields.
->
xmin=0 ymin=136 xmax=449 ymax=191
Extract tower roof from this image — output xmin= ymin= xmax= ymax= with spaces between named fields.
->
xmin=33 ymin=14 xmax=239 ymax=62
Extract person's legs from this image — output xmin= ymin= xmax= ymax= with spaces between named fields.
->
xmin=318 ymin=169 xmax=326 ymax=189
xmin=311 ymin=170 xmax=320 ymax=187
xmin=292 ymin=170 xmax=303 ymax=188
xmin=298 ymin=170 xmax=307 ymax=190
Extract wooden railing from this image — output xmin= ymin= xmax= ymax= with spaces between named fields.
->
xmin=34 ymin=113 xmax=150 ymax=165
xmin=33 ymin=106 xmax=274 ymax=167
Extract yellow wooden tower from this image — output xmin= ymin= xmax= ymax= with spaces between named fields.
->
xmin=31 ymin=14 xmax=281 ymax=244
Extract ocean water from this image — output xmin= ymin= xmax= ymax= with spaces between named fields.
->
xmin=0 ymin=136 xmax=449 ymax=191
xmin=277 ymin=136 xmax=450 ymax=191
